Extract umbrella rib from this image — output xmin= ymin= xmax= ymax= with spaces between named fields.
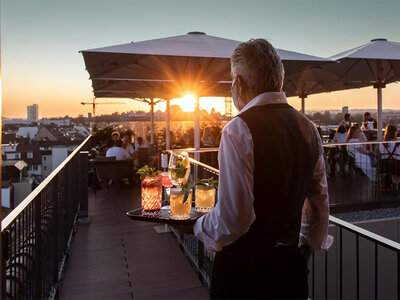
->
xmin=365 ymin=59 xmax=378 ymax=82
xmin=338 ymin=58 xmax=362 ymax=81
xmin=388 ymin=60 xmax=400 ymax=79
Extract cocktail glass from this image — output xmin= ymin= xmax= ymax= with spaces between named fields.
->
xmin=161 ymin=171 xmax=173 ymax=204
xmin=141 ymin=175 xmax=162 ymax=216
xmin=168 ymin=152 xmax=190 ymax=186
xmin=170 ymin=188 xmax=192 ymax=220
xmin=195 ymin=185 xmax=216 ymax=213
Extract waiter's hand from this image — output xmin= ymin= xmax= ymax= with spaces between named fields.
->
xmin=171 ymin=223 xmax=194 ymax=235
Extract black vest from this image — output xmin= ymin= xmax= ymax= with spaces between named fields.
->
xmin=223 ymin=103 xmax=319 ymax=253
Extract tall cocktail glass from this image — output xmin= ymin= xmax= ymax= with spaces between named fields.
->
xmin=161 ymin=171 xmax=173 ymax=204
xmin=141 ymin=175 xmax=162 ymax=216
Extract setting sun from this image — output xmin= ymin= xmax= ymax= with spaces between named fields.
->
xmin=172 ymin=94 xmax=196 ymax=112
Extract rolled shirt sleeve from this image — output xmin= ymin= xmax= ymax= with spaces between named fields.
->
xmin=193 ymin=118 xmax=255 ymax=251
xmin=300 ymin=133 xmax=333 ymax=251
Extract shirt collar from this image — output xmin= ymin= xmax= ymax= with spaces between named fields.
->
xmin=239 ymin=92 xmax=288 ymax=114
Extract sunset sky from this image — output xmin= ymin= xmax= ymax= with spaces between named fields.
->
xmin=1 ymin=0 xmax=400 ymax=118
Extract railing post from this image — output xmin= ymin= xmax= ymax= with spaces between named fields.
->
xmin=34 ymin=196 xmax=42 ymax=299
xmin=198 ymin=241 xmax=204 ymax=273
xmin=53 ymin=175 xmax=59 ymax=285
xmin=78 ymin=151 xmax=89 ymax=223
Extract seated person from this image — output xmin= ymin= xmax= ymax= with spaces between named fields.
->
xmin=333 ymin=125 xmax=348 ymax=143
xmin=134 ymin=136 xmax=149 ymax=150
xmin=379 ymin=124 xmax=400 ymax=188
xmin=122 ymin=135 xmax=134 ymax=156
xmin=106 ymin=139 xmax=130 ymax=160
xmin=347 ymin=125 xmax=377 ymax=181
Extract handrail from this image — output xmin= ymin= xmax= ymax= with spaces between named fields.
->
xmin=329 ymin=215 xmax=400 ymax=252
xmin=173 ymin=141 xmax=400 ymax=153
xmin=1 ymin=135 xmax=92 ymax=230
xmin=322 ymin=140 xmax=400 ymax=148
xmin=169 ymin=147 xmax=219 ymax=153
xmin=188 ymin=157 xmax=219 ymax=176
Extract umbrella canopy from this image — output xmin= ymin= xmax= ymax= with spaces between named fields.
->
xmin=326 ymin=38 xmax=400 ymax=86
xmin=323 ymin=38 xmax=400 ymax=140
xmin=81 ymin=32 xmax=332 ymax=150
xmin=81 ymin=32 xmax=331 ymax=99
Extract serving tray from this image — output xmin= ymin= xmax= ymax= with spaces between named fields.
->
xmin=126 ymin=206 xmax=204 ymax=225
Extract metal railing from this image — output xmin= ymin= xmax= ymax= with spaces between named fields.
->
xmin=171 ymin=150 xmax=400 ymax=299
xmin=311 ymin=216 xmax=400 ymax=299
xmin=1 ymin=136 xmax=91 ymax=299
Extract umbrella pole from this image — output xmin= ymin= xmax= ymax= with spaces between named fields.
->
xmin=150 ymin=98 xmax=154 ymax=145
xmin=300 ymin=93 xmax=307 ymax=114
xmin=194 ymin=96 xmax=200 ymax=161
xmin=166 ymin=98 xmax=171 ymax=150
xmin=376 ymin=85 xmax=384 ymax=141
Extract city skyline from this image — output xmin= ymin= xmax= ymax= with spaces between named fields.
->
xmin=1 ymin=0 xmax=400 ymax=118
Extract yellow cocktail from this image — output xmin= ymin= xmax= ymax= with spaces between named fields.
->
xmin=170 ymin=188 xmax=192 ymax=220
xmin=195 ymin=185 xmax=216 ymax=213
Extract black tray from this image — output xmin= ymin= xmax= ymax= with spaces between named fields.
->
xmin=126 ymin=206 xmax=204 ymax=225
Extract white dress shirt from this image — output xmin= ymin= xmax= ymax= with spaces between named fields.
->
xmin=193 ymin=92 xmax=333 ymax=252
xmin=106 ymin=146 xmax=130 ymax=160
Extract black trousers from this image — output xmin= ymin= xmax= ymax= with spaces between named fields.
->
xmin=210 ymin=245 xmax=309 ymax=299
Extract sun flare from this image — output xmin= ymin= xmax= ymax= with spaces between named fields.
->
xmin=172 ymin=94 xmax=196 ymax=112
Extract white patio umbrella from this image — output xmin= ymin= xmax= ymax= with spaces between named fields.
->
xmin=322 ymin=38 xmax=400 ymax=140
xmin=81 ymin=32 xmax=332 ymax=150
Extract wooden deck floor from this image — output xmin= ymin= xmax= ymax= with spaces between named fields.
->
xmin=59 ymin=184 xmax=208 ymax=299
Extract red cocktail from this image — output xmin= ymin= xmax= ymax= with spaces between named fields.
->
xmin=141 ymin=175 xmax=162 ymax=215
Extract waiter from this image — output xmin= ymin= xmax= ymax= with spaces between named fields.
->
xmin=177 ymin=39 xmax=332 ymax=299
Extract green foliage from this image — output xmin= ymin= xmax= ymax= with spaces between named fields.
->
xmin=137 ymin=165 xmax=162 ymax=181
xmin=195 ymin=177 xmax=218 ymax=189
xmin=170 ymin=157 xmax=189 ymax=179
xmin=180 ymin=180 xmax=194 ymax=204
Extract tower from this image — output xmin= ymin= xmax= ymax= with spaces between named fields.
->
xmin=27 ymin=104 xmax=39 ymax=121
xmin=224 ymin=97 xmax=232 ymax=118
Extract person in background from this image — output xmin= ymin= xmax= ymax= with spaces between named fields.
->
xmin=135 ymin=136 xmax=149 ymax=150
xmin=339 ymin=113 xmax=352 ymax=131
xmin=122 ymin=135 xmax=134 ymax=156
xmin=201 ymin=126 xmax=217 ymax=147
xmin=333 ymin=125 xmax=348 ymax=143
xmin=347 ymin=125 xmax=377 ymax=181
xmin=106 ymin=139 xmax=130 ymax=160
xmin=106 ymin=131 xmax=121 ymax=149
xmin=112 ymin=131 xmax=120 ymax=142
xmin=362 ymin=112 xmax=377 ymax=130
xmin=379 ymin=125 xmax=400 ymax=190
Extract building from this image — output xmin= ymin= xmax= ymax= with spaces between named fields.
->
xmin=17 ymin=126 xmax=39 ymax=140
xmin=27 ymin=104 xmax=39 ymax=122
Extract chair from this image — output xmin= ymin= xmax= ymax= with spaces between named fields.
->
xmin=91 ymin=157 xmax=133 ymax=193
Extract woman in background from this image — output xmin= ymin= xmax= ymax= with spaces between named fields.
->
xmin=379 ymin=125 xmax=400 ymax=189
xmin=347 ymin=125 xmax=377 ymax=181
xmin=333 ymin=125 xmax=348 ymax=143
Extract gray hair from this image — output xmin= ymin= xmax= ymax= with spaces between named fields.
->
xmin=231 ymin=39 xmax=284 ymax=94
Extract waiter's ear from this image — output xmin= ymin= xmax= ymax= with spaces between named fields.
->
xmin=236 ymin=74 xmax=247 ymax=97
